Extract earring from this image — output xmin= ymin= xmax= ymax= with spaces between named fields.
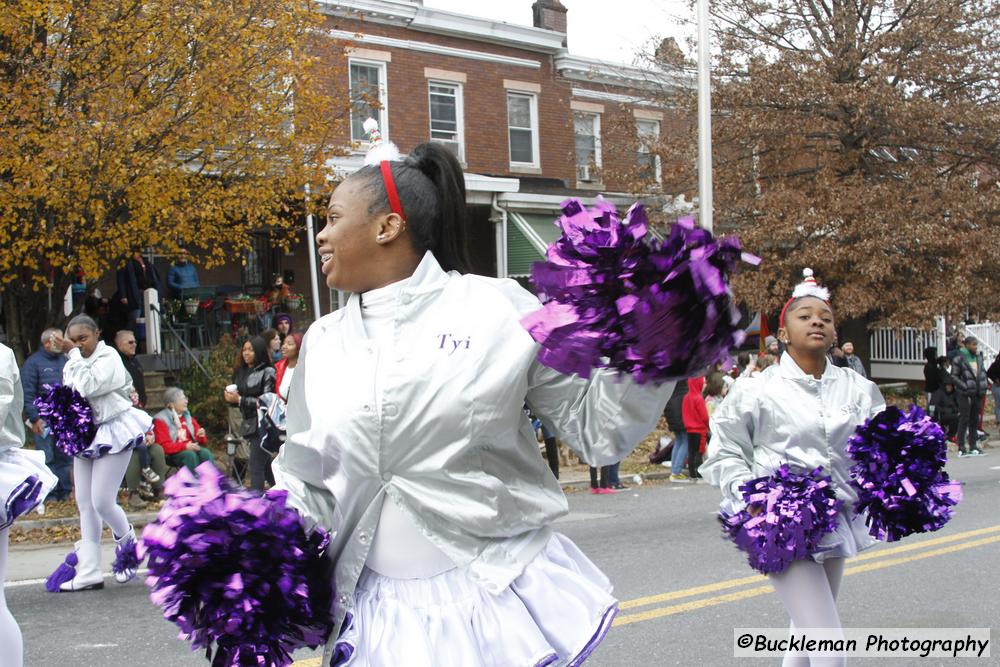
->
xmin=376 ymin=234 xmax=386 ymax=242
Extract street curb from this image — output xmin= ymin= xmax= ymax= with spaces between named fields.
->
xmin=11 ymin=511 xmax=160 ymax=532
xmin=560 ymin=470 xmax=672 ymax=489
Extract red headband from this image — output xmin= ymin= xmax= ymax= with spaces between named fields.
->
xmin=778 ymin=296 xmax=831 ymax=328
xmin=379 ymin=161 xmax=405 ymax=220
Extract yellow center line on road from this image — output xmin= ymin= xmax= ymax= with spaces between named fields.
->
xmin=613 ymin=533 xmax=1000 ymax=627
xmin=619 ymin=523 xmax=1000 ymax=611
xmin=291 ymin=524 xmax=1000 ymax=663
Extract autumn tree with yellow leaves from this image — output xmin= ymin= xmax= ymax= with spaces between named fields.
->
xmin=638 ymin=1 xmax=1000 ymax=330
xmin=0 ymin=0 xmax=351 ymax=356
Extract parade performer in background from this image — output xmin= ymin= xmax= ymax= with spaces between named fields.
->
xmin=1 ymin=343 xmax=57 ymax=666
xmin=43 ymin=315 xmax=152 ymax=592
xmin=272 ymin=126 xmax=686 ymax=665
xmin=701 ymin=270 xmax=886 ymax=666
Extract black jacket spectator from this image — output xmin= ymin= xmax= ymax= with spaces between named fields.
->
xmin=120 ymin=353 xmax=147 ymax=407
xmin=116 ymin=254 xmax=162 ymax=311
xmin=923 ymin=347 xmax=941 ymax=395
xmin=930 ymin=381 xmax=960 ymax=423
xmin=988 ymin=356 xmax=1000 ymax=386
xmin=950 ymin=348 xmax=988 ymax=397
xmin=664 ymin=381 xmax=688 ymax=435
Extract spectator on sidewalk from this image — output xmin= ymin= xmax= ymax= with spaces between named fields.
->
xmin=929 ymin=377 xmax=961 ymax=441
xmin=114 ymin=329 xmax=159 ymax=488
xmin=123 ymin=441 xmax=167 ymax=509
xmin=114 ymin=330 xmax=146 ymax=407
xmin=951 ymin=336 xmax=988 ymax=456
xmin=19 ymin=328 xmax=72 ymax=501
xmin=588 ymin=465 xmax=613 ymax=495
xmin=764 ymin=335 xmax=781 ymax=357
xmin=923 ymin=347 xmax=942 ymax=405
xmin=115 ymin=250 xmax=161 ymax=341
xmin=988 ymin=355 xmax=1000 ymax=434
xmin=166 ymin=248 xmax=200 ymax=299
xmin=152 ymin=388 xmax=216 ymax=472
xmin=274 ymin=314 xmax=294 ymax=344
xmin=665 ymin=381 xmax=689 ymax=482
xmin=841 ymin=341 xmax=867 ymax=378
xmin=682 ymin=376 xmax=709 ymax=481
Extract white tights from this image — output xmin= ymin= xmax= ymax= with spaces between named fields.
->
xmin=0 ymin=527 xmax=24 ymax=667
xmin=74 ymin=452 xmax=132 ymax=543
xmin=769 ymin=558 xmax=846 ymax=667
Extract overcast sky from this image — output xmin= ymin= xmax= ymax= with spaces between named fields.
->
xmin=423 ymin=0 xmax=694 ymax=64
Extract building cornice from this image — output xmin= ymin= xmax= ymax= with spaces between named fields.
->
xmin=555 ymin=52 xmax=690 ymax=91
xmin=317 ymin=0 xmax=565 ymax=54
xmin=328 ymin=29 xmax=542 ymax=69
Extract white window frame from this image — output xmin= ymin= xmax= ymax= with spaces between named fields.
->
xmin=636 ymin=119 xmax=662 ymax=182
xmin=427 ymin=80 xmax=465 ymax=162
xmin=349 ymin=58 xmax=389 ymax=144
xmin=573 ymin=111 xmax=602 ymax=181
xmin=506 ymin=91 xmax=540 ymax=169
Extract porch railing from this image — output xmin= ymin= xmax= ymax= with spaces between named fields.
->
xmin=869 ymin=327 xmax=940 ymax=364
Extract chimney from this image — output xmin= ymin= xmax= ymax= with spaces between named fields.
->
xmin=532 ymin=0 xmax=568 ymax=46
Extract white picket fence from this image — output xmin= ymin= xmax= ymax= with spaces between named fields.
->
xmin=869 ymin=320 xmax=998 ymax=380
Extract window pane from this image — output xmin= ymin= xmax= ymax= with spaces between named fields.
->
xmin=507 ymin=94 xmax=531 ymax=128
xmin=350 ymin=63 xmax=381 ymax=141
xmin=574 ymin=113 xmax=595 ymax=137
xmin=575 ymin=136 xmax=595 ymax=166
xmin=510 ymin=128 xmax=533 ymax=163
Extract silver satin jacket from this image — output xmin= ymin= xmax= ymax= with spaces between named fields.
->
xmin=1 ymin=344 xmax=26 ymax=454
xmin=63 ymin=342 xmax=133 ymax=424
xmin=700 ymin=353 xmax=886 ymax=513
xmin=272 ymin=251 xmax=674 ymax=660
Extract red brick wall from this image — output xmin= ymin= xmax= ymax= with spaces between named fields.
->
xmin=322 ymin=16 xmax=575 ymax=183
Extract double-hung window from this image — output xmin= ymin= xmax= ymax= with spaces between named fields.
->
xmin=349 ymin=59 xmax=388 ymax=143
xmin=428 ymin=81 xmax=464 ymax=161
xmin=636 ymin=119 xmax=661 ymax=182
xmin=507 ymin=92 xmax=539 ymax=168
xmin=573 ymin=112 xmax=601 ymax=182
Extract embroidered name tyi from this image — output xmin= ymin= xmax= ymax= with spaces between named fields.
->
xmin=438 ymin=333 xmax=471 ymax=355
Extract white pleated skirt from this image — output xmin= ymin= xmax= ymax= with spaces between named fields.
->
xmin=0 ymin=447 xmax=57 ymax=530
xmin=334 ymin=532 xmax=618 ymax=667
xmin=80 ymin=407 xmax=153 ymax=459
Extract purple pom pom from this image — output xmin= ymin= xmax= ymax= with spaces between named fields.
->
xmin=45 ymin=551 xmax=79 ymax=593
xmin=847 ymin=405 xmax=962 ymax=542
xmin=112 ymin=536 xmax=140 ymax=581
xmin=719 ymin=464 xmax=842 ymax=575
xmin=521 ymin=199 xmax=758 ymax=383
xmin=34 ymin=384 xmax=96 ymax=457
xmin=139 ymin=462 xmax=334 ymax=667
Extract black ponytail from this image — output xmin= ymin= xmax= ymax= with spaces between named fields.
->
xmin=351 ymin=142 xmax=471 ymax=274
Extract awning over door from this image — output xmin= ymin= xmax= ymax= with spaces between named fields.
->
xmin=506 ymin=211 xmax=561 ymax=277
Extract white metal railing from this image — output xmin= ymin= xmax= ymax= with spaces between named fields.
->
xmin=963 ymin=322 xmax=999 ymax=367
xmin=869 ymin=327 xmax=940 ymax=364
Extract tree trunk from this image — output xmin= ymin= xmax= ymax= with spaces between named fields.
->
xmin=2 ymin=277 xmax=71 ymax=363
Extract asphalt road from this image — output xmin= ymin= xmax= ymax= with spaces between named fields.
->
xmin=7 ymin=453 xmax=999 ymax=667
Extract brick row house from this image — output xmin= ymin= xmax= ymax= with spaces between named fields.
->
xmin=98 ymin=0 xmax=689 ymax=353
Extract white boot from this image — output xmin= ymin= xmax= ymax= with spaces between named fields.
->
xmin=112 ymin=525 xmax=139 ymax=584
xmin=60 ymin=540 xmax=104 ymax=592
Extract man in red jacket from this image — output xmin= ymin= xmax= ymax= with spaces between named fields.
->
xmin=682 ymin=377 xmax=709 ymax=481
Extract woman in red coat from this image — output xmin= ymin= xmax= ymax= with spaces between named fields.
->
xmin=152 ymin=387 xmax=215 ymax=472
xmin=682 ymin=376 xmax=709 ymax=480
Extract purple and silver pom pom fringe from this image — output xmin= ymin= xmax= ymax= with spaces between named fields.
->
xmin=847 ymin=405 xmax=963 ymax=542
xmin=140 ymin=462 xmax=334 ymax=667
xmin=719 ymin=464 xmax=842 ymax=575
xmin=112 ymin=537 xmax=140 ymax=581
xmin=33 ymin=383 xmax=96 ymax=457
xmin=45 ymin=551 xmax=79 ymax=593
xmin=521 ymin=198 xmax=759 ymax=384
